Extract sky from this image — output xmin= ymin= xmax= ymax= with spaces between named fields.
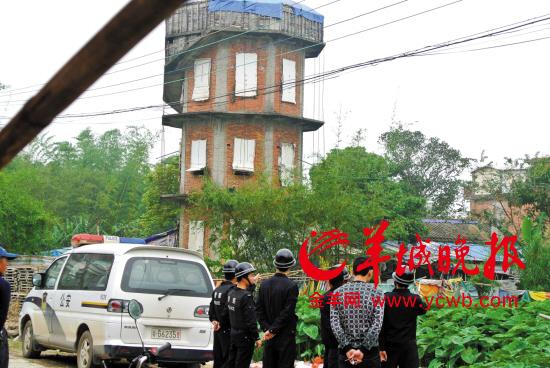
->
xmin=1 ymin=0 xmax=549 ymax=174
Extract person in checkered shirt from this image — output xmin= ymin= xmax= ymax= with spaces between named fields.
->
xmin=330 ymin=257 xmax=385 ymax=367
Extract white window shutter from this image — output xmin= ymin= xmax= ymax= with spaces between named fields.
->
xmin=192 ymin=59 xmax=211 ymax=101
xmin=187 ymin=140 xmax=207 ymax=172
xmin=233 ymin=138 xmax=255 ymax=172
xmin=188 ymin=221 xmax=204 ymax=252
xmin=235 ymin=53 xmax=257 ymax=97
xmin=282 ymin=59 xmax=296 ymax=103
xmin=279 ymin=143 xmax=295 ymax=185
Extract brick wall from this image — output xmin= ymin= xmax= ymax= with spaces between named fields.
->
xmin=273 ymin=45 xmax=303 ymax=117
xmin=225 ymin=122 xmax=266 ymax=188
xmin=226 ymin=39 xmax=268 ymax=113
xmin=186 ymin=48 xmax=218 ymax=113
xmin=181 ymin=38 xmax=306 ymax=117
xmin=183 ymin=122 xmax=214 ymax=193
xmin=272 ymin=123 xmax=301 ymax=185
xmin=176 ymin=36 xmax=318 ymax=253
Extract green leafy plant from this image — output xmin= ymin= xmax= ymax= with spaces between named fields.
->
xmin=417 ymin=300 xmax=550 ymax=367
xmin=295 ymin=295 xmax=324 ymax=362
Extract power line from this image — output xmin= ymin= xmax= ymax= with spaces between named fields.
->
xmin=0 ymin=0 xmax=407 ymax=102
xmin=0 ymin=0 xmax=452 ymax=106
xmin=0 ymin=0 xmax=317 ymax=97
xmin=5 ymin=9 xmax=550 ymax=124
xmin=418 ymin=29 xmax=550 ymax=55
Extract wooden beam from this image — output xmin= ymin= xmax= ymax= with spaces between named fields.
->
xmin=0 ymin=0 xmax=186 ymax=169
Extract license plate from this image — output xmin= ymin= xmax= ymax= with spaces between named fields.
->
xmin=151 ymin=327 xmax=182 ymax=340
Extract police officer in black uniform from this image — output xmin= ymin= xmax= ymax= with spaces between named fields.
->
xmin=209 ymin=260 xmax=239 ymax=368
xmin=379 ymin=270 xmax=427 ymax=368
xmin=320 ymin=266 xmax=349 ymax=368
xmin=256 ymin=248 xmax=299 ymax=368
xmin=226 ymin=262 xmax=260 ymax=368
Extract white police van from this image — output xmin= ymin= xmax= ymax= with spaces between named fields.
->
xmin=19 ymin=241 xmax=214 ymax=368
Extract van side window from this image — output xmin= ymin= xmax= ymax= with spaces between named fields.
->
xmin=42 ymin=257 xmax=67 ymax=290
xmin=58 ymin=253 xmax=114 ymax=291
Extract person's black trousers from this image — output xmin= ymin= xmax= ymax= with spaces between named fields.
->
xmin=213 ymin=329 xmax=231 ymax=368
xmin=262 ymin=331 xmax=296 ymax=368
xmin=339 ymin=346 xmax=380 ymax=368
xmin=0 ymin=328 xmax=8 ymax=368
xmin=226 ymin=340 xmax=255 ymax=368
xmin=383 ymin=340 xmax=419 ymax=368
xmin=324 ymin=345 xmax=343 ymax=368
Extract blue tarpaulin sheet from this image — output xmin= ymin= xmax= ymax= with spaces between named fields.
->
xmin=208 ymin=0 xmax=324 ymax=24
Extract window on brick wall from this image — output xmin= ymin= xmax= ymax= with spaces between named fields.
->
xmin=187 ymin=139 xmax=207 ymax=173
xmin=282 ymin=58 xmax=296 ymax=103
xmin=279 ymin=142 xmax=295 ymax=186
xmin=235 ymin=53 xmax=257 ymax=97
xmin=192 ymin=58 xmax=211 ymax=101
xmin=232 ymin=138 xmax=255 ymax=173
xmin=188 ymin=220 xmax=204 ymax=252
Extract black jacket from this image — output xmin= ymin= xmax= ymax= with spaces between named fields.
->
xmin=0 ymin=276 xmax=10 ymax=331
xmin=227 ymin=286 xmax=259 ymax=345
xmin=320 ymin=288 xmax=339 ymax=348
xmin=379 ymin=288 xmax=427 ymax=350
xmin=209 ymin=280 xmax=235 ymax=331
xmin=256 ymin=273 xmax=299 ymax=335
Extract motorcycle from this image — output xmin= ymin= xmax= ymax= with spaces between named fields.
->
xmin=127 ymin=299 xmax=172 ymax=368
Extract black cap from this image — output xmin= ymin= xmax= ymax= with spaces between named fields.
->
xmin=235 ymin=262 xmax=256 ymax=278
xmin=222 ymin=260 xmax=239 ymax=274
xmin=392 ymin=270 xmax=415 ymax=285
xmin=273 ymin=248 xmax=296 ymax=268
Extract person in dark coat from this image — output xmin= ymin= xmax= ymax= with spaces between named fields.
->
xmin=226 ymin=262 xmax=261 ymax=368
xmin=379 ymin=270 xmax=427 ymax=368
xmin=209 ymin=260 xmax=238 ymax=368
xmin=320 ymin=266 xmax=349 ymax=368
xmin=256 ymin=248 xmax=299 ymax=368
xmin=0 ymin=244 xmax=18 ymax=368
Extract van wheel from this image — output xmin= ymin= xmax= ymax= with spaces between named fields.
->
xmin=22 ymin=320 xmax=41 ymax=358
xmin=77 ymin=330 xmax=99 ymax=368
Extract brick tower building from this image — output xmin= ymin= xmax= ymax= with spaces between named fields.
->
xmin=162 ymin=0 xmax=325 ymax=254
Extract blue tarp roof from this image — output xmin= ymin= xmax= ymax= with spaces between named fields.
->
xmin=208 ymin=0 xmax=324 ymax=24
xmin=40 ymin=248 xmax=71 ymax=257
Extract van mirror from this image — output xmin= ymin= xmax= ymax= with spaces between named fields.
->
xmin=128 ymin=299 xmax=143 ymax=320
xmin=32 ymin=273 xmax=43 ymax=288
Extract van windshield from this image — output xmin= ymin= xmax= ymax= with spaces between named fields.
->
xmin=121 ymin=257 xmax=212 ymax=298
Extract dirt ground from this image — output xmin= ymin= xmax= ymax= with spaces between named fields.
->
xmin=8 ymin=339 xmax=214 ymax=368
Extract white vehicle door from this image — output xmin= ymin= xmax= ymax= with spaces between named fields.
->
xmin=31 ymin=256 xmax=67 ymax=342
xmin=52 ymin=253 xmax=114 ymax=349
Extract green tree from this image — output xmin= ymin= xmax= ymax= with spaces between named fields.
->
xmin=519 ymin=214 xmax=550 ymax=291
xmin=0 ymin=127 xmax=156 ymax=252
xmin=189 ymin=178 xmax=314 ymax=271
xmin=379 ymin=124 xmax=472 ymax=217
xmin=0 ymin=170 xmax=52 ymax=254
xmin=309 ymin=146 xmax=427 ymax=245
xmin=512 ymin=156 xmax=550 ymax=217
xmin=138 ymin=156 xmax=181 ymax=236
xmin=188 ymin=147 xmax=426 ymax=271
